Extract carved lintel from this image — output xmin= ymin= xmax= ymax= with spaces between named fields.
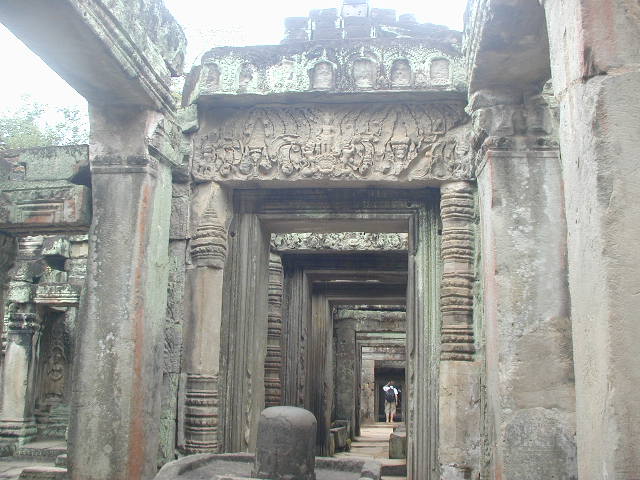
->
xmin=192 ymin=104 xmax=467 ymax=183
xmin=440 ymin=181 xmax=475 ymax=361
xmin=6 ymin=312 xmax=40 ymax=334
xmin=271 ymin=232 xmax=408 ymax=252
xmin=183 ymin=374 xmax=218 ymax=454
xmin=190 ymin=205 xmax=227 ymax=269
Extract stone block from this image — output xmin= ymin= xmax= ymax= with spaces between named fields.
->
xmin=18 ymin=467 xmax=67 ymax=480
xmin=6 ymin=282 xmax=35 ymax=303
xmin=285 ymin=16 xmax=308 ymax=29
xmin=371 ymin=8 xmax=396 ymax=24
xmin=342 ymin=3 xmax=369 ymax=18
xmin=389 ymin=430 xmax=407 ymax=459
xmin=34 ymin=283 xmax=80 ymax=307
xmin=41 ymin=237 xmax=70 ymax=259
xmin=0 ymin=182 xmax=91 ymax=231
xmin=0 ymin=146 xmax=88 ymax=183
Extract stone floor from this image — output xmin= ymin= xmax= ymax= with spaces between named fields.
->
xmin=335 ymin=423 xmax=407 ymax=480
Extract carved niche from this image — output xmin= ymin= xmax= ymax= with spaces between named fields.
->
xmin=193 ymin=103 xmax=468 ymax=183
xmin=390 ymin=59 xmax=412 ymax=88
xmin=311 ymin=61 xmax=335 ymax=90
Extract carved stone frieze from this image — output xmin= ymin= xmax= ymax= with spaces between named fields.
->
xmin=271 ymin=232 xmax=409 ymax=252
xmin=194 ymin=104 xmax=469 ymax=183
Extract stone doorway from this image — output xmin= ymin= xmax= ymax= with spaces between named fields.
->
xmin=219 ymin=188 xmax=440 ymax=478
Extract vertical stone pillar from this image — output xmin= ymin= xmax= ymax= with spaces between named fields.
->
xmin=438 ymin=181 xmax=480 ymax=479
xmin=219 ymin=213 xmax=270 ymax=452
xmin=360 ymin=359 xmax=375 ymax=424
xmin=473 ymin=90 xmax=577 ymax=479
xmin=0 ymin=312 xmax=40 ymax=442
xmin=68 ymin=106 xmax=173 ymax=480
xmin=181 ymin=200 xmax=227 ymax=454
xmin=541 ymin=1 xmax=640 ymax=476
xmin=264 ymin=253 xmax=283 ymax=407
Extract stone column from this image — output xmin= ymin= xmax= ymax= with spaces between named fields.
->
xmin=334 ymin=316 xmax=357 ymax=435
xmin=473 ymin=90 xmax=577 ymax=479
xmin=359 ymin=358 xmax=375 ymax=425
xmin=264 ymin=253 xmax=283 ymax=407
xmin=0 ymin=311 xmax=40 ymax=442
xmin=68 ymin=106 xmax=173 ymax=480
xmin=541 ymin=1 xmax=640 ymax=476
xmin=219 ymin=213 xmax=270 ymax=452
xmin=438 ymin=181 xmax=480 ymax=479
xmin=181 ymin=199 xmax=227 ymax=454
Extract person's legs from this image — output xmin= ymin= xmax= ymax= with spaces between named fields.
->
xmin=384 ymin=401 xmax=391 ymax=422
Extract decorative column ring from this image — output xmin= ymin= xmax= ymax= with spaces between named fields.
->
xmin=440 ymin=181 xmax=475 ymax=361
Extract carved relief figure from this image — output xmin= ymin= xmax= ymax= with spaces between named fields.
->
xmin=390 ymin=59 xmax=412 ymax=88
xmin=353 ymin=59 xmax=376 ymax=89
xmin=239 ymin=63 xmax=256 ymax=90
xmin=205 ymin=63 xmax=220 ymax=91
xmin=194 ymin=103 xmax=467 ymax=181
xmin=311 ymin=62 xmax=334 ymax=90
xmin=430 ymin=59 xmax=451 ymax=85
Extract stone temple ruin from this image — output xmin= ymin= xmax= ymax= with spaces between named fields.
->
xmin=0 ymin=0 xmax=638 ymax=479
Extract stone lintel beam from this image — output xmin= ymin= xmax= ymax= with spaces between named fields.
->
xmin=0 ymin=0 xmax=186 ymax=112
xmin=465 ymin=0 xmax=551 ymax=94
xmin=68 ymin=106 xmax=173 ymax=480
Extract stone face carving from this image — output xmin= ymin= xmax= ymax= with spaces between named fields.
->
xmin=391 ymin=59 xmax=412 ymax=88
xmin=352 ymin=58 xmax=376 ymax=89
xmin=440 ymin=182 xmax=475 ymax=361
xmin=311 ymin=61 xmax=335 ymax=90
xmin=194 ymin=104 xmax=468 ymax=183
xmin=430 ymin=58 xmax=450 ymax=84
xmin=271 ymin=232 xmax=408 ymax=251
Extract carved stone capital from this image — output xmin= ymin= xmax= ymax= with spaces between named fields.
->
xmin=190 ymin=206 xmax=227 ymax=269
xmin=6 ymin=312 xmax=40 ymax=335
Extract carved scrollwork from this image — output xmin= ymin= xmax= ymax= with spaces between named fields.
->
xmin=271 ymin=232 xmax=408 ymax=251
xmin=193 ymin=104 xmax=468 ymax=182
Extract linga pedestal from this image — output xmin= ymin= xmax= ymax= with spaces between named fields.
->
xmin=155 ymin=406 xmax=381 ymax=480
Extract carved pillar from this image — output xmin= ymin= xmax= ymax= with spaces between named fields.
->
xmin=440 ymin=181 xmax=475 ymax=361
xmin=69 ymin=106 xmax=173 ymax=480
xmin=438 ymin=181 xmax=480 ymax=479
xmin=181 ymin=201 xmax=227 ymax=454
xmin=264 ymin=253 xmax=283 ymax=407
xmin=0 ymin=311 xmax=40 ymax=442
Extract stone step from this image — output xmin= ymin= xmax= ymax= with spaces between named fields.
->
xmin=18 ymin=466 xmax=67 ymax=480
xmin=53 ymin=456 xmax=66 ymax=469
xmin=381 ymin=461 xmax=407 ymax=477
xmin=14 ymin=442 xmax=66 ymax=461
